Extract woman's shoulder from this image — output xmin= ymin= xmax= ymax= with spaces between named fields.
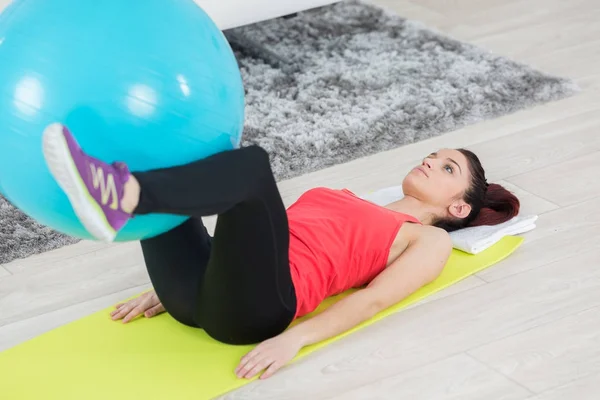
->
xmin=387 ymin=223 xmax=452 ymax=268
xmin=399 ymin=223 xmax=451 ymax=246
xmin=416 ymin=225 xmax=452 ymax=250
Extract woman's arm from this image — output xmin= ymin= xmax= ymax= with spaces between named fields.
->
xmin=235 ymin=226 xmax=452 ymax=379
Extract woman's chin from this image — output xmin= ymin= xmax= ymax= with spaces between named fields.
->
xmin=403 ymin=170 xmax=424 ymax=184
xmin=401 ymin=175 xmax=419 ymax=195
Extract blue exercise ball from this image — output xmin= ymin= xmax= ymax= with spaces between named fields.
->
xmin=0 ymin=0 xmax=245 ymax=241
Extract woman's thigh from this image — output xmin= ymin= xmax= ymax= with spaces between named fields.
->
xmin=140 ymin=217 xmax=212 ymax=327
xmin=197 ymin=202 xmax=297 ymax=345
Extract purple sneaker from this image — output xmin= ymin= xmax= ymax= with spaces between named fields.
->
xmin=42 ymin=123 xmax=132 ymax=242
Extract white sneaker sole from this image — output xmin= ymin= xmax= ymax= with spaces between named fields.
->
xmin=42 ymin=123 xmax=117 ymax=242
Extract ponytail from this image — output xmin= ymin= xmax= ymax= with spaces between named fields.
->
xmin=468 ymin=183 xmax=520 ymax=227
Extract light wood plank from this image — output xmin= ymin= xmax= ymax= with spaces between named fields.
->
xmin=4 ymin=239 xmax=113 ymax=273
xmin=0 ymin=283 xmax=152 ymax=352
xmin=495 ymin=180 xmax=559 ymax=216
xmin=506 ymin=150 xmax=600 ymax=208
xmin=0 ymin=266 xmax=10 ymax=279
xmin=404 ymin=275 xmax=487 ymax=311
xmin=328 ymin=354 xmax=532 ymax=400
xmin=527 ymin=372 xmax=600 ymax=400
xmin=408 ymin=0 xmax=525 ymax=20
xmin=220 ymin=248 xmax=600 ymax=399
xmin=469 ymin=6 xmax=600 ymax=66
xmin=477 ymin=197 xmax=600 ymax=282
xmin=374 ymin=0 xmax=457 ymax=32
xmin=0 ymin=242 xmax=149 ymax=327
xmin=469 ymin=306 xmax=600 ymax=394
xmin=446 ymin=0 xmax=597 ymax=42
xmin=465 ymin=109 xmax=600 ymax=182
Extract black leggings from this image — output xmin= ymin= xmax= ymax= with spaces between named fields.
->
xmin=132 ymin=146 xmax=297 ymax=345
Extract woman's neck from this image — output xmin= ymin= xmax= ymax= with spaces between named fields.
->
xmin=384 ymin=196 xmax=440 ymax=226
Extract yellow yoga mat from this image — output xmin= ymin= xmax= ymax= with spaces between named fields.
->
xmin=0 ymin=236 xmax=523 ymax=400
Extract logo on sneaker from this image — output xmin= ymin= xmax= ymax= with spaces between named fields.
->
xmin=90 ymin=164 xmax=119 ymax=210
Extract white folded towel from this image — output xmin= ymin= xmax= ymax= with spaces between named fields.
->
xmin=359 ymin=186 xmax=537 ymax=254
xmin=447 ymin=214 xmax=537 ymax=254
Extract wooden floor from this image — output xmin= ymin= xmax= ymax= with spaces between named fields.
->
xmin=2 ymin=0 xmax=600 ymax=398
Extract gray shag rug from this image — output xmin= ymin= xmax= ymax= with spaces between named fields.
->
xmin=0 ymin=0 xmax=579 ymax=265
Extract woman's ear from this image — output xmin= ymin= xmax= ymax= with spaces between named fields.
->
xmin=448 ymin=200 xmax=471 ymax=219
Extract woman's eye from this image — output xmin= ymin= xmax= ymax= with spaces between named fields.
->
xmin=445 ymin=165 xmax=453 ymax=173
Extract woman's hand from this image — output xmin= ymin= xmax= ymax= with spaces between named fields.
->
xmin=110 ymin=290 xmax=165 ymax=323
xmin=235 ymin=332 xmax=303 ymax=380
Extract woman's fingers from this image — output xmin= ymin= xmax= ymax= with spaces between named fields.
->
xmin=122 ymin=306 xmax=145 ymax=323
xmin=260 ymin=361 xmax=281 ymax=380
xmin=236 ymin=346 xmax=264 ymax=376
xmin=111 ymin=300 xmax=142 ymax=321
xmin=111 ymin=303 xmax=134 ymax=320
xmin=110 ymin=303 xmax=127 ymax=316
xmin=237 ymin=350 xmax=273 ymax=379
xmin=243 ymin=356 xmax=275 ymax=379
xmin=110 ymin=291 xmax=160 ymax=321
xmin=144 ymin=303 xmax=165 ymax=318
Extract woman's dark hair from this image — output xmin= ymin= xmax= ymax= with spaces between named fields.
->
xmin=433 ymin=148 xmax=520 ymax=232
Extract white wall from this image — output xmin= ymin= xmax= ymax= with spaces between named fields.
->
xmin=0 ymin=1 xmax=341 ymax=30
xmin=194 ymin=0 xmax=341 ymax=30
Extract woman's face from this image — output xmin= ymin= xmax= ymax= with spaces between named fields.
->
xmin=402 ymin=148 xmax=473 ymax=218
